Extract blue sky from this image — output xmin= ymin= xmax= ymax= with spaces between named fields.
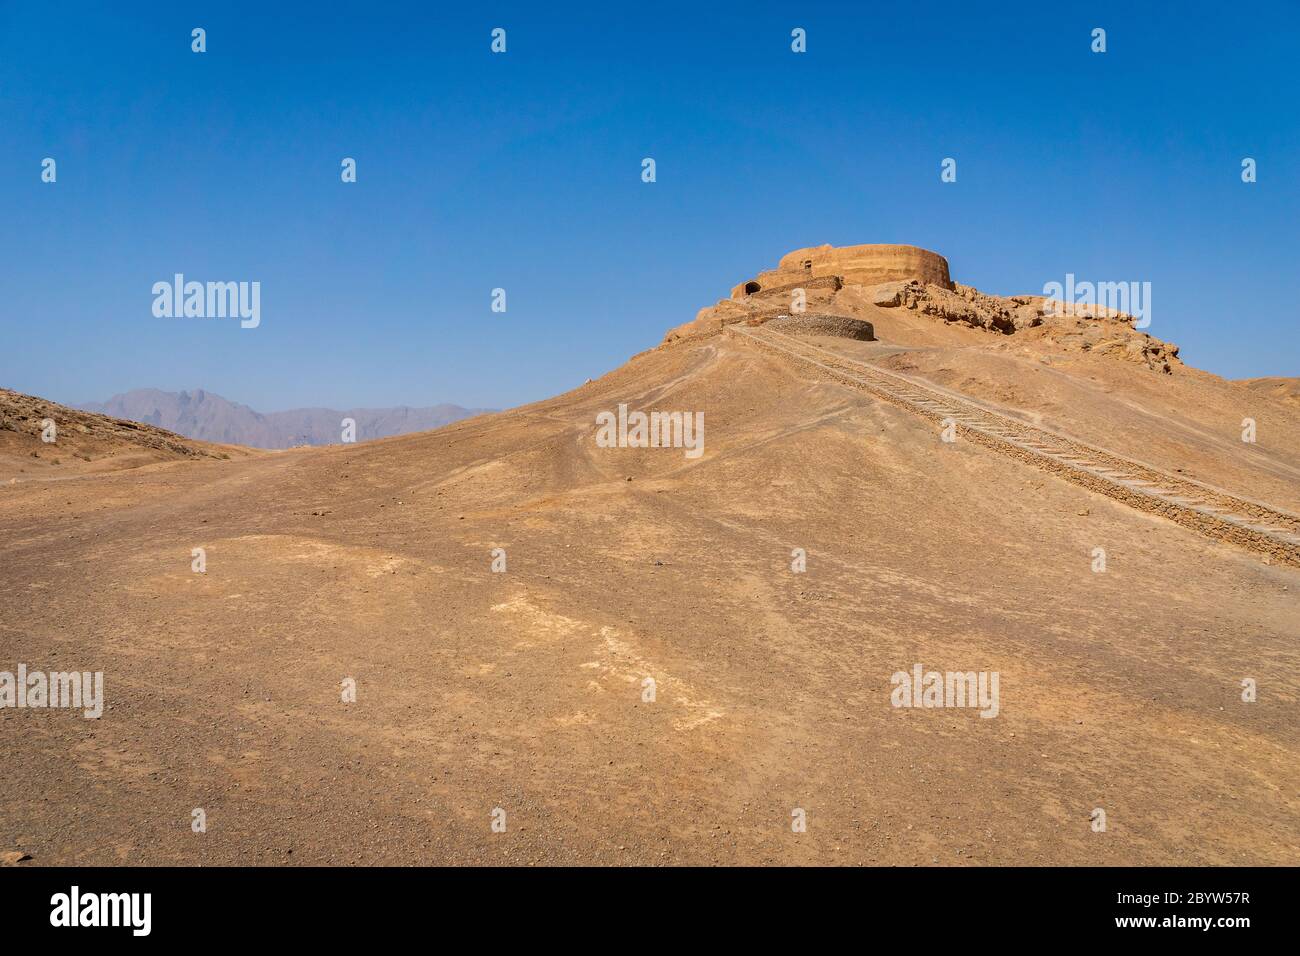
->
xmin=1 ymin=1 xmax=1297 ymax=411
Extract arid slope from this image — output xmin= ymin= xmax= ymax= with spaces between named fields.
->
xmin=1 ymin=387 xmax=254 ymax=480
xmin=1 ymin=324 xmax=1297 ymax=866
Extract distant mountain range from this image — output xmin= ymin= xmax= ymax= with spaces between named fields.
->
xmin=80 ymin=389 xmax=493 ymax=449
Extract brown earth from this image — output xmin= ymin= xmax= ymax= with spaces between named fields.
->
xmin=1238 ymin=377 xmax=1300 ymax=408
xmin=0 ymin=388 xmax=255 ymax=480
xmin=1 ymin=255 xmax=1297 ymax=866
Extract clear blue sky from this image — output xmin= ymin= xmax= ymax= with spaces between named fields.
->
xmin=2 ymin=1 xmax=1297 ymax=411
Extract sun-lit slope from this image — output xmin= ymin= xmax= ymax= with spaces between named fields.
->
xmin=0 ymin=386 xmax=255 ymax=481
xmin=0 ymin=330 xmax=1296 ymax=865
xmin=807 ymin=335 xmax=1300 ymax=513
xmin=1239 ymin=376 xmax=1300 ymax=408
xmin=685 ymin=269 xmax=1300 ymax=511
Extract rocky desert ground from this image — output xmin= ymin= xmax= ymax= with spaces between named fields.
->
xmin=1 ymin=245 xmax=1297 ymax=866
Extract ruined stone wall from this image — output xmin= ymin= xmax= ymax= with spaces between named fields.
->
xmin=764 ymin=312 xmax=875 ymax=340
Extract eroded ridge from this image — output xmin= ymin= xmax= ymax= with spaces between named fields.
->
xmin=735 ymin=324 xmax=1300 ymax=568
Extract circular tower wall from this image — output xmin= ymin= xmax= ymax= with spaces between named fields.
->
xmin=777 ymin=243 xmax=952 ymax=289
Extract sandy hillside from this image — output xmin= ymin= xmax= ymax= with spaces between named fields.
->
xmin=1 ymin=388 xmax=254 ymax=481
xmin=1 ymin=258 xmax=1297 ymax=867
xmin=1238 ymin=376 xmax=1300 ymax=408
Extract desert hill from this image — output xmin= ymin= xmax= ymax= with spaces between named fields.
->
xmin=669 ymin=243 xmax=1182 ymax=373
xmin=1 ymin=244 xmax=1296 ymax=866
xmin=81 ymin=388 xmax=491 ymax=449
xmin=0 ymin=387 xmax=253 ymax=480
xmin=1238 ymin=376 xmax=1300 ymax=407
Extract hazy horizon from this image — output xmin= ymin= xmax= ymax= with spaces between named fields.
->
xmin=78 ymin=384 xmax=494 ymax=417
